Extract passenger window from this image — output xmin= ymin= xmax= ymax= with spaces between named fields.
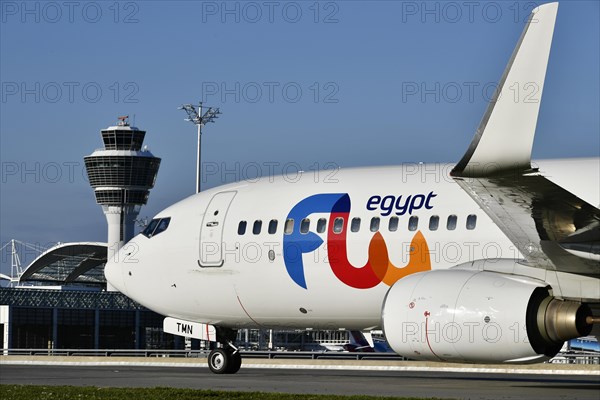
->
xmin=333 ymin=217 xmax=344 ymax=234
xmin=317 ymin=218 xmax=327 ymax=233
xmin=408 ymin=216 xmax=419 ymax=231
xmin=284 ymin=219 xmax=294 ymax=234
xmin=253 ymin=220 xmax=262 ymax=235
xmin=351 ymin=218 xmax=361 ymax=233
xmin=429 ymin=216 xmax=439 ymax=231
xmin=300 ymin=218 xmax=310 ymax=234
xmin=370 ymin=217 xmax=380 ymax=232
xmin=154 ymin=218 xmax=170 ymax=235
xmin=238 ymin=221 xmax=247 ymax=235
xmin=389 ymin=217 xmax=399 ymax=232
xmin=466 ymin=214 xmax=477 ymax=230
xmin=447 ymin=215 xmax=457 ymax=230
xmin=268 ymin=219 xmax=278 ymax=234
xmin=142 ymin=219 xmax=159 ymax=237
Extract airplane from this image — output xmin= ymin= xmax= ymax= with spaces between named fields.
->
xmin=105 ymin=2 xmax=599 ymax=374
xmin=313 ymin=330 xmax=392 ymax=352
xmin=569 ymin=337 xmax=600 ymax=353
xmin=343 ymin=331 xmax=393 ymax=353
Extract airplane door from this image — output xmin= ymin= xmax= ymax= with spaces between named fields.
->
xmin=199 ymin=191 xmax=237 ymax=267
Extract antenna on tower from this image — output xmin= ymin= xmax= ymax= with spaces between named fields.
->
xmin=178 ymin=102 xmax=222 ymax=193
xmin=117 ymin=115 xmax=130 ymax=126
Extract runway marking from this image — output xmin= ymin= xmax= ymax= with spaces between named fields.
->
xmin=1 ymin=359 xmax=598 ymax=376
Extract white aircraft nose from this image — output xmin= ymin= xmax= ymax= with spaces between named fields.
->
xmin=104 ymin=257 xmax=126 ymax=293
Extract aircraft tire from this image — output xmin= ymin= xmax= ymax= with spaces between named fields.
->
xmin=226 ymin=351 xmax=242 ymax=374
xmin=207 ymin=348 xmax=230 ymax=374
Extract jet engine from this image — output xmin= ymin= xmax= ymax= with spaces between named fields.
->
xmin=382 ymin=268 xmax=593 ymax=363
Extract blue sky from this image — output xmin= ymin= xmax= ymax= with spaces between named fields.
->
xmin=1 ymin=1 xmax=599 ymax=274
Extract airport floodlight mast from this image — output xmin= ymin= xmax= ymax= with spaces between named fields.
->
xmin=179 ymin=102 xmax=221 ymax=193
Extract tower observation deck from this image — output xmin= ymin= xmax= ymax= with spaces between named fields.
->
xmin=84 ymin=116 xmax=161 ymax=268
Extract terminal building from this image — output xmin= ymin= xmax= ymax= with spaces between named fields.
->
xmin=0 ymin=241 xmax=174 ymax=350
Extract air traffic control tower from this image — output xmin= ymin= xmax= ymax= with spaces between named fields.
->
xmin=84 ymin=116 xmax=161 ymax=268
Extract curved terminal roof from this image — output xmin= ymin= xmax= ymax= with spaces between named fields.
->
xmin=19 ymin=242 xmax=107 ymax=286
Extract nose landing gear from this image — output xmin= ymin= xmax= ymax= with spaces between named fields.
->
xmin=207 ymin=328 xmax=241 ymax=374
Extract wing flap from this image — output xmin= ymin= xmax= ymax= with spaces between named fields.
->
xmin=455 ymin=171 xmax=600 ymax=277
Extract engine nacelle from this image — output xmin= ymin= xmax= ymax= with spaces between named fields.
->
xmin=382 ymin=269 xmax=592 ymax=364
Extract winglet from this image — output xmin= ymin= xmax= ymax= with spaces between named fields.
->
xmin=452 ymin=2 xmax=559 ymax=177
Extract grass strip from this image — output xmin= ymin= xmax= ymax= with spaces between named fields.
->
xmin=1 ymin=385 xmax=445 ymax=400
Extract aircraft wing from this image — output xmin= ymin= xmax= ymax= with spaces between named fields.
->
xmin=453 ymin=171 xmax=600 ymax=277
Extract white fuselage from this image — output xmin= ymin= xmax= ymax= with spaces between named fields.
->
xmin=106 ymin=159 xmax=599 ymax=331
